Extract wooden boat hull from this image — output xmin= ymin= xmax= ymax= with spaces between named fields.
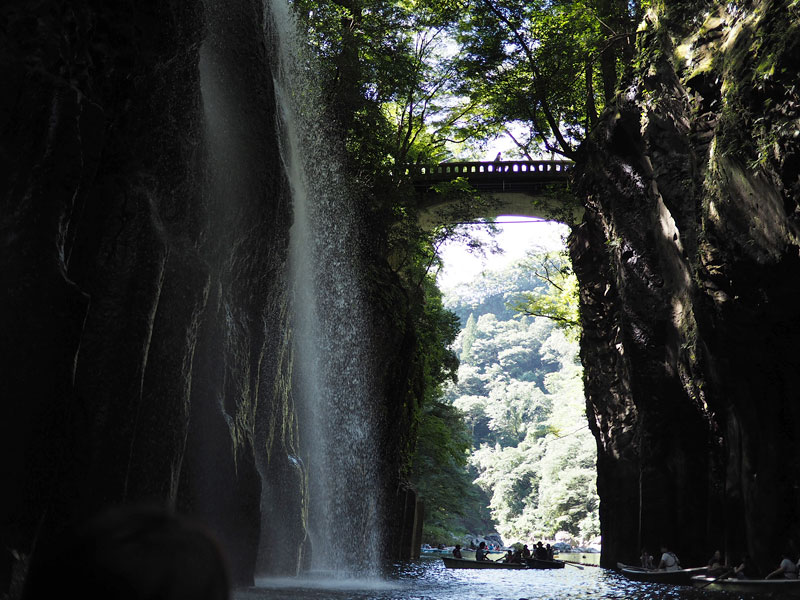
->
xmin=617 ymin=563 xmax=706 ymax=585
xmin=442 ymin=557 xmax=527 ymax=569
xmin=526 ymin=558 xmax=566 ymax=569
xmin=691 ymin=575 xmax=800 ymax=595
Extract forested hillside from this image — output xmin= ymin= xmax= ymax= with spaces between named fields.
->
xmin=412 ymin=249 xmax=599 ymax=545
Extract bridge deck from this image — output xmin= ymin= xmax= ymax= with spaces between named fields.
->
xmin=409 ymin=161 xmax=580 ymax=225
xmin=409 ymin=161 xmax=573 ymax=193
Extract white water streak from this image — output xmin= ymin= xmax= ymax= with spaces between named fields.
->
xmin=268 ymin=0 xmax=382 ymax=576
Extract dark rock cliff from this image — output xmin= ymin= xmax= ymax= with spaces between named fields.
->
xmin=1 ymin=0 xmax=303 ymax=591
xmin=571 ymin=0 xmax=800 ymax=570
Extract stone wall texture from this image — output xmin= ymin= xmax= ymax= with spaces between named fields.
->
xmin=571 ymin=0 xmax=800 ymax=570
xmin=1 ymin=0 xmax=304 ymax=591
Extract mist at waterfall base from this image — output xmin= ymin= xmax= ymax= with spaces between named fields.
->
xmin=269 ymin=0 xmax=383 ymax=578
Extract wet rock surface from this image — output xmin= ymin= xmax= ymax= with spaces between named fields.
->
xmin=571 ymin=0 xmax=800 ymax=571
xmin=1 ymin=0 xmax=299 ymax=589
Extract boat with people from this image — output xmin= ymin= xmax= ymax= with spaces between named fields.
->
xmin=526 ymin=558 xmax=566 ymax=569
xmin=442 ymin=556 xmax=568 ymax=570
xmin=690 ymin=575 xmax=800 ymax=596
xmin=442 ymin=556 xmax=528 ymax=569
xmin=617 ymin=563 xmax=707 ymax=585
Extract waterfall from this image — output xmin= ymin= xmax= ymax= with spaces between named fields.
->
xmin=268 ymin=0 xmax=383 ymax=577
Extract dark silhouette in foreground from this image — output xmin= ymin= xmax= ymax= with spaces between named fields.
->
xmin=22 ymin=505 xmax=230 ymax=600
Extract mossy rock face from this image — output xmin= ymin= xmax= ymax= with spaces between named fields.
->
xmin=0 ymin=0 xmax=305 ymax=590
xmin=713 ymin=3 xmax=800 ymax=168
xmin=572 ymin=0 xmax=800 ymax=571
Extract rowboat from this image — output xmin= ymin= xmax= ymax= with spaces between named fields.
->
xmin=442 ymin=557 xmax=528 ymax=569
xmin=617 ymin=563 xmax=707 ymax=585
xmin=691 ymin=575 xmax=800 ymax=596
xmin=526 ymin=558 xmax=566 ymax=569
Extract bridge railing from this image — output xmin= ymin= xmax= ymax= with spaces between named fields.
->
xmin=407 ymin=160 xmax=573 ymax=180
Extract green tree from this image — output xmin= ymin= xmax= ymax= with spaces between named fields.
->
xmin=443 ymin=261 xmax=549 ymax=323
xmin=459 ymin=312 xmax=478 ymax=363
xmin=486 ymin=381 xmax=551 ymax=446
xmin=508 ymin=251 xmax=581 ymax=337
xmin=451 ymin=0 xmax=642 ymax=158
xmin=411 ymin=400 xmax=474 ymax=541
xmin=444 ymin=256 xmax=597 ymax=543
xmin=288 ymin=0 xmax=603 ymax=545
xmin=452 ymin=393 xmax=489 ymax=438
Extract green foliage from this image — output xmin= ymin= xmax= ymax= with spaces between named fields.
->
xmin=287 ymin=0 xmax=600 ymax=546
xmin=291 ymin=0 xmax=642 ymax=166
xmin=450 ymin=0 xmax=642 ymax=158
xmin=507 ymin=251 xmax=581 ymax=338
xmin=443 ymin=257 xmax=599 ymax=543
xmin=443 ymin=262 xmax=549 ymax=323
xmin=412 ymin=400 xmax=492 ymax=542
xmin=415 ymin=279 xmax=461 ymax=402
xmin=460 ymin=313 xmax=478 ymax=362
xmin=407 ymin=280 xmax=498 ymax=540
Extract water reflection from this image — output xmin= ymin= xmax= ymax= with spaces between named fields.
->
xmin=238 ymin=556 xmax=741 ymax=600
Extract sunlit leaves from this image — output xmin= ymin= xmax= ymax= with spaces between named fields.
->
xmin=443 ymin=259 xmax=597 ymax=542
xmin=508 ymin=251 xmax=581 ymax=337
xmin=452 ymin=0 xmax=641 ymax=157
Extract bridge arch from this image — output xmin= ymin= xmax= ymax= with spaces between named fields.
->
xmin=408 ymin=161 xmax=583 ymax=228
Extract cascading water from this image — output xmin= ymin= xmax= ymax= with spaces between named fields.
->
xmin=268 ymin=0 xmax=383 ymax=577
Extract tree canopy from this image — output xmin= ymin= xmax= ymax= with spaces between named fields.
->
xmin=434 ymin=256 xmax=598 ymax=543
xmin=452 ymin=0 xmax=641 ymax=158
xmin=507 ymin=251 xmax=581 ymax=337
xmin=415 ymin=253 xmax=597 ymax=545
xmin=286 ymin=0 xmax=604 ymax=547
xmin=291 ymin=0 xmax=644 ymax=165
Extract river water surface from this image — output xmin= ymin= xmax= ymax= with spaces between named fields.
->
xmin=236 ymin=556 xmax=750 ymax=600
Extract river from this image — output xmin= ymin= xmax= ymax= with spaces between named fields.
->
xmin=235 ymin=555 xmax=736 ymax=600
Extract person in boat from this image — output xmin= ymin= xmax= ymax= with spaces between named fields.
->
xmin=476 ymin=541 xmax=489 ymax=561
xmin=511 ymin=548 xmax=524 ymax=564
xmin=640 ymin=548 xmax=655 ymax=569
xmin=733 ymin=554 xmax=757 ymax=579
xmin=522 ymin=544 xmax=531 ymax=560
xmin=546 ymin=544 xmax=554 ymax=561
xmin=452 ymin=545 xmax=463 ymax=559
xmin=657 ymin=545 xmax=681 ymax=571
xmin=766 ymin=550 xmax=798 ymax=579
xmin=535 ymin=541 xmax=548 ymax=560
xmin=502 ymin=550 xmax=514 ymax=563
xmin=707 ymin=549 xmax=726 ymax=577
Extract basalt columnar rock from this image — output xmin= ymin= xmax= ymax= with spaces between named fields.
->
xmin=571 ymin=0 xmax=800 ymax=570
xmin=1 ymin=0 xmax=302 ymax=591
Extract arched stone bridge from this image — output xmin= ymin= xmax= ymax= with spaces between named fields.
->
xmin=407 ymin=161 xmax=582 ymax=227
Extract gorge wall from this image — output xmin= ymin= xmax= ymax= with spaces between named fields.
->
xmin=9 ymin=0 xmax=800 ymax=590
xmin=571 ymin=0 xmax=800 ymax=570
xmin=1 ymin=0 xmax=302 ymax=591
xmin=1 ymin=1 xmax=425 ymax=594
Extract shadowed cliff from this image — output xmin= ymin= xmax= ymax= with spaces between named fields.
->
xmin=571 ymin=0 xmax=800 ymax=571
xmin=0 ymin=0 xmax=431 ymax=593
xmin=0 ymin=0 xmax=301 ymax=590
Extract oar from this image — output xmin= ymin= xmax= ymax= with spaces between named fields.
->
xmin=563 ymin=560 xmax=585 ymax=570
xmin=699 ymin=569 xmax=732 ymax=588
